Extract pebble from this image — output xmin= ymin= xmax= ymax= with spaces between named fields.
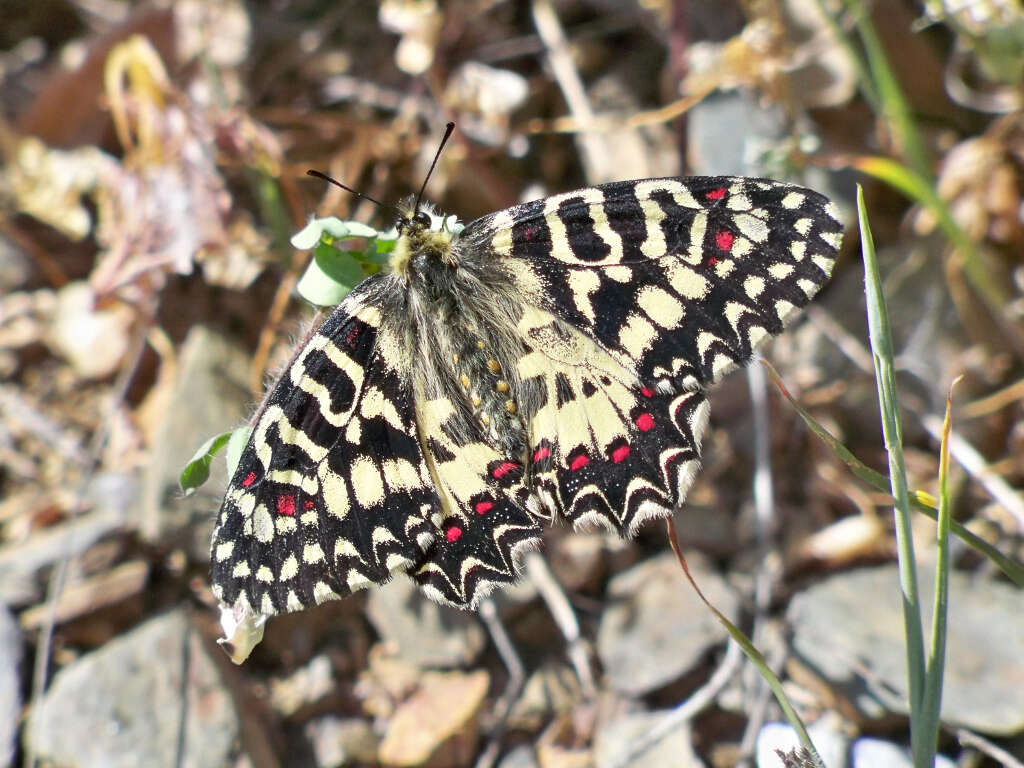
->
xmin=365 ymin=575 xmax=485 ymax=667
xmin=0 ymin=606 xmax=20 ymax=768
xmin=377 ymin=669 xmax=489 ymax=767
xmin=138 ymin=325 xmax=251 ymax=559
xmin=596 ymin=551 xmax=738 ymax=696
xmin=304 ymin=716 xmax=379 ymax=768
xmin=788 ymin=565 xmax=1024 ymax=734
xmin=594 ymin=711 xmax=705 ymax=768
xmin=25 ymin=609 xmax=241 ymax=768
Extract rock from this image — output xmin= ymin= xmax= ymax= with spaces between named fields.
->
xmin=496 ymin=744 xmax=539 ymax=768
xmin=365 ymin=576 xmax=485 ymax=667
xmin=0 ymin=235 xmax=30 ymax=294
xmin=269 ymin=653 xmax=335 ymax=717
xmin=507 ymin=663 xmax=580 ymax=731
xmin=788 ymin=565 xmax=1024 ymax=735
xmin=377 ymin=669 xmax=489 ymax=767
xmin=596 ymin=552 xmax=739 ymax=696
xmin=47 ymin=282 xmax=134 ymax=380
xmin=755 ymin=714 xmax=849 ymax=768
xmin=304 ymin=716 xmax=379 ymax=768
xmin=138 ymin=325 xmax=251 ymax=559
xmin=0 ymin=605 xmax=20 ymax=768
xmin=849 ymin=738 xmax=957 ymax=768
xmin=26 ymin=609 xmax=241 ymax=768
xmin=687 ymin=90 xmax=786 ymax=177
xmin=594 ymin=711 xmax=705 ymax=768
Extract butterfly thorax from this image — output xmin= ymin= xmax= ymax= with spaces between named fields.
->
xmin=383 ymin=206 xmax=536 ymax=461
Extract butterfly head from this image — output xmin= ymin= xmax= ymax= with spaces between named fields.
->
xmin=389 ymin=199 xmax=465 ymax=276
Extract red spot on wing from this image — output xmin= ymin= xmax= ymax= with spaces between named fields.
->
xmin=345 ymin=325 xmax=361 ymax=349
xmin=715 ymin=230 xmax=735 ymax=250
xmin=612 ymin=445 xmax=630 ymax=463
xmin=635 ymin=413 xmax=655 ymax=431
xmin=241 ymin=471 xmax=256 ymax=488
xmin=276 ymin=495 xmax=296 ymax=516
xmin=569 ymin=453 xmax=590 ymax=471
xmin=533 ymin=446 xmax=550 ymax=462
xmin=706 ymin=187 xmax=727 ymax=201
xmin=640 ymin=387 xmax=654 ymax=398
xmin=707 ymin=256 xmax=718 ymax=267
xmin=446 ymin=525 xmax=463 ymax=543
xmin=492 ymin=461 xmax=518 ymax=479
xmin=475 ymin=500 xmax=493 ymax=515
xmin=304 ymin=500 xmax=315 ymax=510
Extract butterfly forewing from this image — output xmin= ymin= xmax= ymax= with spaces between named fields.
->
xmin=464 ymin=176 xmax=842 ymax=389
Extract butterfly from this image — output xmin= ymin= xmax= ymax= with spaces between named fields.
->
xmin=209 ymin=157 xmax=842 ymax=661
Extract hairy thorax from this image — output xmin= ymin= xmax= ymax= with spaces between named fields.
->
xmin=384 ymin=215 xmax=536 ymax=461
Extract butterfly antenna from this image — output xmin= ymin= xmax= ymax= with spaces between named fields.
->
xmin=413 ymin=121 xmax=455 ymax=216
xmin=306 ymin=170 xmax=397 ymax=215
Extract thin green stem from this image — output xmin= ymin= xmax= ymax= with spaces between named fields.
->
xmin=858 ymin=185 xmax=928 ymax=767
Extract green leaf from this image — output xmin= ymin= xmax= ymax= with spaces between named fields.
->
xmin=225 ymin=426 xmax=253 ymax=480
xmin=180 ymin=431 xmax=234 ymax=496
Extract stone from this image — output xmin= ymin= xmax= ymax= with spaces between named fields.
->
xmin=377 ymin=669 xmax=489 ymax=768
xmin=596 ymin=552 xmax=739 ymax=696
xmin=594 ymin=711 xmax=705 ymax=768
xmin=138 ymin=325 xmax=251 ymax=559
xmin=788 ymin=565 xmax=1024 ymax=735
xmin=269 ymin=654 xmax=335 ymax=717
xmin=304 ymin=716 xmax=379 ymax=768
xmin=850 ymin=738 xmax=957 ymax=768
xmin=0 ymin=605 xmax=20 ymax=768
xmin=365 ymin=576 xmax=485 ymax=667
xmin=496 ymin=745 xmax=539 ymax=768
xmin=755 ymin=715 xmax=849 ymax=768
xmin=26 ymin=609 xmax=241 ymax=768
xmin=507 ymin=663 xmax=580 ymax=731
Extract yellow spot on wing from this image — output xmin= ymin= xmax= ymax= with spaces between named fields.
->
xmin=350 ymin=456 xmax=385 ymax=507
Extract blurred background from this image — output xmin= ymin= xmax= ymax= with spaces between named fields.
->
xmin=1 ymin=1 xmax=1023 ymax=767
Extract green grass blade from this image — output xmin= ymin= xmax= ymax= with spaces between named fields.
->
xmin=859 ymin=185 xmax=929 ymax=767
xmin=842 ymin=0 xmax=932 ymax=179
xmin=765 ymin=363 xmax=1024 ymax=586
xmin=666 ymin=520 xmax=822 ymax=762
xmin=920 ymin=379 xmax=957 ymax=757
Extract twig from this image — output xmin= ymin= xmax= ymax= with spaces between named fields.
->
xmin=523 ymin=550 xmax=596 ymax=698
xmin=920 ymin=414 xmax=1024 ymax=528
xmin=474 ymin=597 xmax=525 ymax=768
xmin=738 ymin=360 xmax=781 ymax=763
xmin=957 ymin=728 xmax=1024 ymax=768
xmin=530 ymin=0 xmax=610 ymax=181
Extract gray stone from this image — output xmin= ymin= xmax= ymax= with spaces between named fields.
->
xmin=755 ymin=715 xmax=849 ymax=768
xmin=365 ymin=575 xmax=485 ymax=667
xmin=594 ymin=711 xmax=705 ymax=768
xmin=497 ymin=745 xmax=539 ymax=768
xmin=138 ymin=325 xmax=251 ymax=559
xmin=597 ymin=552 xmax=738 ymax=696
xmin=788 ymin=565 xmax=1024 ymax=735
xmin=687 ymin=90 xmax=786 ymax=177
xmin=26 ymin=609 xmax=240 ymax=768
xmin=304 ymin=716 xmax=378 ymax=768
xmin=0 ymin=605 xmax=20 ymax=768
xmin=0 ymin=236 xmax=30 ymax=294
xmin=849 ymin=738 xmax=957 ymax=768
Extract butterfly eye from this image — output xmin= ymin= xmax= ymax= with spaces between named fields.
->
xmin=412 ymin=211 xmax=431 ymax=228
